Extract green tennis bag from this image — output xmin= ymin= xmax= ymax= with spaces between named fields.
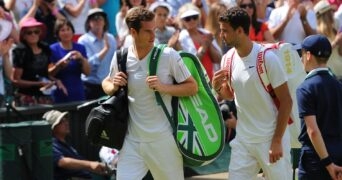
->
xmin=149 ymin=44 xmax=225 ymax=167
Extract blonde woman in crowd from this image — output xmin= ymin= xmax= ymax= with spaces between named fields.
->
xmin=314 ymin=0 xmax=342 ymax=81
xmin=205 ymin=2 xmax=229 ymax=54
xmin=177 ymin=3 xmax=221 ymax=81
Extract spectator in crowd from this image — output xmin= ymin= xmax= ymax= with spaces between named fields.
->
xmin=43 ymin=110 xmax=108 ymax=180
xmin=314 ymin=0 xmax=336 ymax=41
xmin=11 ymin=17 xmax=54 ymax=106
xmin=149 ymin=1 xmax=181 ymax=50
xmin=166 ymin=0 xmax=208 ymax=26
xmin=313 ymin=0 xmax=342 ymax=81
xmin=57 ymin=0 xmax=96 ymax=41
xmin=102 ymin=7 xmax=197 ymax=180
xmin=205 ymin=2 xmax=230 ymax=55
xmin=178 ymin=3 xmax=221 ymax=81
xmin=49 ymin=19 xmax=90 ymax=103
xmin=212 ymin=7 xmax=292 ymax=179
xmin=297 ymin=34 xmax=342 ymax=180
xmin=0 ymin=19 xmax=14 ymax=106
xmin=21 ymin=0 xmax=65 ymax=44
xmin=78 ymin=8 xmax=116 ymax=100
xmin=116 ymin=0 xmax=146 ymax=49
xmin=268 ymin=0 xmax=317 ymax=47
xmin=238 ymin=0 xmax=275 ymax=42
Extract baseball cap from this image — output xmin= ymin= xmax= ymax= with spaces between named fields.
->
xmin=301 ymin=34 xmax=332 ymax=58
xmin=0 ymin=19 xmax=12 ymax=41
xmin=88 ymin=8 xmax=107 ymax=18
xmin=180 ymin=9 xmax=200 ymax=19
xmin=43 ymin=110 xmax=69 ymax=130
xmin=314 ymin=0 xmax=331 ymax=16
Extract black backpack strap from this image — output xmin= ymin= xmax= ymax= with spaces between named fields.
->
xmin=116 ymin=48 xmax=128 ymax=73
xmin=116 ymin=48 xmax=128 ymax=92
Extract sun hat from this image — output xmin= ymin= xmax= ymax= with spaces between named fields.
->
xmin=149 ymin=1 xmax=173 ymax=15
xmin=43 ymin=110 xmax=69 ymax=130
xmin=180 ymin=9 xmax=200 ymax=19
xmin=87 ymin=8 xmax=107 ymax=18
xmin=19 ymin=17 xmax=46 ymax=31
xmin=19 ymin=17 xmax=46 ymax=41
xmin=301 ymin=34 xmax=332 ymax=58
xmin=0 ymin=19 xmax=12 ymax=41
xmin=314 ymin=0 xmax=332 ymax=16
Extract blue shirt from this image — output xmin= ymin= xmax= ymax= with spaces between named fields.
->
xmin=52 ymin=137 xmax=91 ymax=180
xmin=49 ymin=42 xmax=87 ymax=103
xmin=296 ymin=69 xmax=342 ymax=151
xmin=78 ymin=32 xmax=116 ymax=85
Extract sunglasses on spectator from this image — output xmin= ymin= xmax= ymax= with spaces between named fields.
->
xmin=24 ymin=30 xmax=41 ymax=35
xmin=183 ymin=15 xmax=199 ymax=22
xmin=240 ymin=3 xmax=254 ymax=9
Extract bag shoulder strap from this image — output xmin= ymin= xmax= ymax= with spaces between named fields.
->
xmin=116 ymin=48 xmax=128 ymax=92
xmin=257 ymin=45 xmax=293 ymax=124
xmin=256 ymin=46 xmax=274 ymax=96
xmin=148 ymin=44 xmax=176 ymax=130
xmin=224 ymin=49 xmax=235 ymax=93
xmin=116 ymin=48 xmax=128 ymax=74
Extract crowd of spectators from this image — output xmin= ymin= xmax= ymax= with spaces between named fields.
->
xmin=1 ymin=0 xmax=342 ymax=179
xmin=1 ymin=0 xmax=342 ymax=107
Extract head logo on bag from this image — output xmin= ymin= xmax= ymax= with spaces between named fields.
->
xmin=149 ymin=44 xmax=225 ymax=167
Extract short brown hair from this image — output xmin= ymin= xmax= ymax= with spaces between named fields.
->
xmin=125 ymin=7 xmax=155 ymax=33
xmin=54 ymin=19 xmax=75 ymax=41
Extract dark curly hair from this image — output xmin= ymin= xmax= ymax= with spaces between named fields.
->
xmin=218 ymin=7 xmax=250 ymax=35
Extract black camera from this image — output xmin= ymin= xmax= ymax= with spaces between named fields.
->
xmin=220 ymin=102 xmax=231 ymax=120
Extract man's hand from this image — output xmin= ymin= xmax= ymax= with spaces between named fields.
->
xmin=285 ymin=3 xmax=296 ymax=21
xmin=112 ymin=72 xmax=128 ymax=91
xmin=326 ymin=163 xmax=342 ymax=180
xmin=146 ymin=75 xmax=163 ymax=92
xmin=269 ymin=139 xmax=283 ymax=164
xmin=89 ymin=161 xmax=107 ymax=175
xmin=0 ymin=38 xmax=14 ymax=56
xmin=212 ymin=69 xmax=228 ymax=91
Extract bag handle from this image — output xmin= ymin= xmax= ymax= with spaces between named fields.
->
xmin=148 ymin=44 xmax=176 ymax=131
